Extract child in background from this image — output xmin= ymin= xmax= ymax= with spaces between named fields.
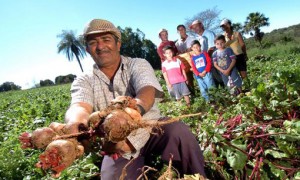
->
xmin=161 ymin=45 xmax=191 ymax=107
xmin=190 ymin=40 xmax=215 ymax=101
xmin=212 ymin=35 xmax=242 ymax=95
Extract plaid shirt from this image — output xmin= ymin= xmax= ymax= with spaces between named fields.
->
xmin=70 ymin=56 xmax=163 ymax=159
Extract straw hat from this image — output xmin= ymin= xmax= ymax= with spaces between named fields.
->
xmin=83 ymin=19 xmax=121 ymax=40
xmin=189 ymin=20 xmax=202 ymax=29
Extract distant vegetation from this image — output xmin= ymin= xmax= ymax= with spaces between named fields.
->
xmin=0 ymin=74 xmax=77 ymax=92
xmin=245 ymin=23 xmax=300 ymax=58
xmin=0 ymin=81 xmax=21 ymax=92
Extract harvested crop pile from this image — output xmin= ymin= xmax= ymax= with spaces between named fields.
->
xmin=19 ymin=96 xmax=201 ymax=178
xmin=19 ymin=121 xmax=86 ymax=177
xmin=19 ymin=122 xmax=66 ymax=149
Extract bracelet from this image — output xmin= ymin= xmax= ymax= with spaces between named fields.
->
xmin=136 ymin=104 xmax=146 ymax=116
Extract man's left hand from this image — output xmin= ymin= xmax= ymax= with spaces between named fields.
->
xmin=101 ymin=139 xmax=135 ymax=160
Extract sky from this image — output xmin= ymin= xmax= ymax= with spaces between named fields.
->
xmin=0 ymin=0 xmax=299 ymax=89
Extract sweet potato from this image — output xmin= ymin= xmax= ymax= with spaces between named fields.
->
xmin=31 ymin=127 xmax=57 ymax=149
xmin=102 ymin=109 xmax=140 ymax=143
xmin=95 ymin=108 xmax=201 ymax=144
xmin=49 ymin=122 xmax=66 ymax=135
xmin=36 ymin=139 xmax=82 ymax=178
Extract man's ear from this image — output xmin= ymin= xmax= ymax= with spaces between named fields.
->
xmin=117 ymin=41 xmax=121 ymax=52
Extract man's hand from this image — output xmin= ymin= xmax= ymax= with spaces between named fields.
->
xmin=101 ymin=139 xmax=135 ymax=160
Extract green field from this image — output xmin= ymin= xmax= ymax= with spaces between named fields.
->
xmin=1 ymin=50 xmax=300 ymax=179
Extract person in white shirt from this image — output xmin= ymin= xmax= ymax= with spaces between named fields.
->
xmin=175 ymin=24 xmax=197 ymax=95
xmin=189 ymin=20 xmax=215 ymax=56
xmin=175 ymin=24 xmax=196 ymax=54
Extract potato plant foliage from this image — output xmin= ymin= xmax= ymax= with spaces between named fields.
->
xmin=1 ymin=54 xmax=300 ymax=179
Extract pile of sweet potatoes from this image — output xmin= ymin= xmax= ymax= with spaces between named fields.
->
xmin=19 ymin=96 xmax=148 ymax=177
xmin=19 ymin=96 xmax=190 ymax=178
xmin=19 ymin=123 xmax=84 ymax=178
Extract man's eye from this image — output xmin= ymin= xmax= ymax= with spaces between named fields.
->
xmin=103 ymin=37 xmax=111 ymax=42
xmin=88 ymin=41 xmax=97 ymax=46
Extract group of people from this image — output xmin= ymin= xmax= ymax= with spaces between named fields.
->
xmin=158 ymin=19 xmax=248 ymax=104
xmin=50 ymin=18 xmax=249 ymax=179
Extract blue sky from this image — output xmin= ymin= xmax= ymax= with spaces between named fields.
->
xmin=0 ymin=0 xmax=299 ymax=89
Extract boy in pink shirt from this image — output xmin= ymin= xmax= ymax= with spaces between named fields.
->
xmin=161 ymin=45 xmax=191 ymax=107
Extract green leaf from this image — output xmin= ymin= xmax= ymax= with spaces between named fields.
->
xmin=264 ymin=149 xmax=288 ymax=158
xmin=226 ymin=149 xmax=247 ymax=170
xmin=268 ymin=162 xmax=286 ymax=179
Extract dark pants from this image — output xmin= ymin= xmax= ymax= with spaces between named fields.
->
xmin=141 ymin=119 xmax=206 ymax=178
xmin=211 ymin=66 xmax=225 ymax=88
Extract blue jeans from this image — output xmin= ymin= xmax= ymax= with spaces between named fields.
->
xmin=195 ymin=72 xmax=215 ymax=101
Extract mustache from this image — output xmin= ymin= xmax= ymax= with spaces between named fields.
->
xmin=96 ymin=49 xmax=110 ymax=54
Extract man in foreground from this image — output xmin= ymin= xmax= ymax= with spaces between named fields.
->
xmin=65 ymin=18 xmax=206 ymax=179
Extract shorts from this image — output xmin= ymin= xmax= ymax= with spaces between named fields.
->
xmin=235 ymin=54 xmax=247 ymax=72
xmin=172 ymin=82 xmax=191 ymax=100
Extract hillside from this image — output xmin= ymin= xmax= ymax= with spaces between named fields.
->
xmin=245 ymin=23 xmax=300 ymax=49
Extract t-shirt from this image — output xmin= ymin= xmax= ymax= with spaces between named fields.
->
xmin=194 ymin=34 xmax=208 ymax=52
xmin=212 ymin=48 xmax=236 ymax=70
xmin=190 ymin=51 xmax=212 ymax=74
xmin=161 ymin=58 xmax=186 ymax=85
xmin=224 ymin=31 xmax=243 ymax=55
xmin=202 ymin=29 xmax=216 ymax=49
xmin=71 ymin=56 xmax=163 ymax=159
xmin=175 ymin=35 xmax=196 ymax=53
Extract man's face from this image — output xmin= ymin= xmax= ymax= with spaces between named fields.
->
xmin=86 ymin=33 xmax=121 ymax=68
xmin=191 ymin=23 xmax=203 ymax=34
xmin=159 ymin=31 xmax=168 ymax=41
xmin=177 ymin=26 xmax=186 ymax=38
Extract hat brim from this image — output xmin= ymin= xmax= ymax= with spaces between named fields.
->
xmin=189 ymin=24 xmax=196 ymax=29
xmin=84 ymin=30 xmax=121 ymax=40
xmin=189 ymin=22 xmax=201 ymax=29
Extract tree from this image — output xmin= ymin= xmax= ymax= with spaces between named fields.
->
xmin=142 ymin=39 xmax=161 ymax=69
xmin=119 ymin=27 xmax=161 ymax=69
xmin=232 ymin=23 xmax=244 ymax=33
xmin=120 ymin=27 xmax=144 ymax=58
xmin=0 ymin=82 xmax=21 ymax=92
xmin=55 ymin=74 xmax=76 ymax=84
xmin=186 ymin=6 xmax=221 ymax=34
xmin=40 ymin=79 xmax=54 ymax=87
xmin=244 ymin=12 xmax=270 ymax=47
xmin=57 ymin=30 xmax=86 ymax=72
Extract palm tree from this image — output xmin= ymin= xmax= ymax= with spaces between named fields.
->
xmin=57 ymin=30 xmax=86 ymax=72
xmin=232 ymin=23 xmax=243 ymax=33
xmin=244 ymin=12 xmax=270 ymax=47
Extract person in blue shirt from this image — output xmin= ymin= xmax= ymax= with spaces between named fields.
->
xmin=190 ymin=40 xmax=215 ymax=101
